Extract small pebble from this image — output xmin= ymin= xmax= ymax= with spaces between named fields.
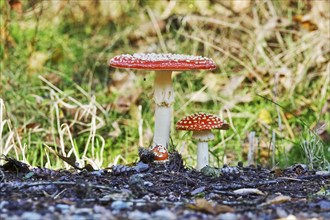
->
xmin=316 ymin=171 xmax=330 ymax=176
xmin=93 ymin=205 xmax=108 ymax=214
xmin=90 ymin=170 xmax=104 ymax=176
xmin=276 ymin=207 xmax=288 ymax=218
xmin=111 ymin=200 xmax=130 ymax=210
xmin=21 ymin=212 xmax=42 ymax=220
xmin=71 ymin=215 xmax=88 ymax=220
xmin=191 ymin=186 xmax=206 ymax=195
xmin=318 ymin=200 xmax=330 ymax=211
xmin=0 ymin=201 xmax=8 ymax=209
xmin=55 ymin=204 xmax=71 ymax=214
xmin=217 ymin=213 xmax=238 ymax=220
xmin=134 ymin=162 xmax=149 ymax=172
xmin=153 ymin=209 xmax=176 ymax=220
xmin=48 ymin=206 xmax=55 ymax=212
xmin=74 ymin=208 xmax=92 ymax=215
xmin=128 ymin=210 xmax=151 ymax=220
xmin=143 ymin=181 xmax=153 ymax=187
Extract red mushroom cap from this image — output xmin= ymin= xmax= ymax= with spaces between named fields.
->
xmin=109 ymin=53 xmax=216 ymax=70
xmin=176 ymin=112 xmax=229 ymax=131
xmin=152 ymin=145 xmax=169 ymax=161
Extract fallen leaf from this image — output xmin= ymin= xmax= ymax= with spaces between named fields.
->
xmin=271 ymin=167 xmax=283 ymax=177
xmin=187 ymin=199 xmax=214 ymax=214
xmin=195 ymin=0 xmax=213 ymax=16
xmin=187 ymin=91 xmax=211 ymax=103
xmin=259 ymin=195 xmax=291 ymax=207
xmin=28 ymin=52 xmax=49 ymax=72
xmin=288 ymin=164 xmax=308 ymax=175
xmin=109 ymin=121 xmax=121 ymax=138
xmin=231 ymin=0 xmax=250 ymax=13
xmin=129 ymin=20 xmax=166 ymax=42
xmin=233 ymin=188 xmax=265 ymax=196
xmin=277 ymin=67 xmax=293 ymax=90
xmin=202 ymin=73 xmax=226 ymax=93
xmin=187 ymin=198 xmax=234 ymax=214
xmin=113 ymin=88 xmax=142 ymax=114
xmin=213 ymin=204 xmax=235 ymax=215
xmin=222 ymin=75 xmax=245 ymax=97
xmin=57 ymin=153 xmax=81 ymax=170
xmin=57 ymin=153 xmax=95 ymax=171
xmin=109 ymin=71 xmax=137 ymax=94
xmin=44 ymin=73 xmax=62 ymax=86
xmin=258 ymin=109 xmax=272 ymax=124
xmin=9 ymin=0 xmax=22 ymax=13
xmin=293 ymin=15 xmax=318 ymax=31
xmin=221 ymin=93 xmax=252 ymax=110
xmin=3 ymin=156 xmax=30 ymax=173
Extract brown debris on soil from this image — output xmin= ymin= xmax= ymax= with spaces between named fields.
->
xmin=0 ymin=156 xmax=329 ymax=220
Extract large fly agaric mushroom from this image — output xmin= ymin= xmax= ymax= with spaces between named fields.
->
xmin=176 ymin=112 xmax=229 ymax=170
xmin=109 ymin=53 xmax=216 ymax=156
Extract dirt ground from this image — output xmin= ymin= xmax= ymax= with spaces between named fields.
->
xmin=1 ymin=153 xmax=329 ymax=220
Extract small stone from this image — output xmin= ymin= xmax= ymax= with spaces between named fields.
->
xmin=191 ymin=186 xmax=206 ymax=195
xmin=316 ymin=171 xmax=330 ymax=176
xmin=93 ymin=205 xmax=108 ymax=213
xmin=318 ymin=200 xmax=330 ymax=211
xmin=216 ymin=213 xmax=238 ymax=220
xmin=276 ymin=207 xmax=288 ymax=218
xmin=0 ymin=201 xmax=8 ymax=209
xmin=153 ymin=209 xmax=176 ymax=220
xmin=48 ymin=206 xmax=55 ymax=212
xmin=21 ymin=212 xmax=42 ymax=220
xmin=143 ymin=181 xmax=153 ymax=187
xmin=71 ymin=215 xmax=87 ymax=220
xmin=111 ymin=200 xmax=130 ymax=211
xmin=55 ymin=204 xmax=71 ymax=214
xmin=128 ymin=210 xmax=151 ymax=220
xmin=74 ymin=208 xmax=92 ymax=215
xmin=135 ymin=162 xmax=149 ymax=172
xmin=90 ymin=170 xmax=105 ymax=176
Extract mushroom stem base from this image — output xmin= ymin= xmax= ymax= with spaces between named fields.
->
xmin=197 ymin=142 xmax=209 ymax=170
xmin=153 ymin=106 xmax=171 ymax=147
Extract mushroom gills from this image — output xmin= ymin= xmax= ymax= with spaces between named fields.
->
xmin=192 ymin=130 xmax=215 ymax=142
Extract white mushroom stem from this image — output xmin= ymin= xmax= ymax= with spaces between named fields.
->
xmin=153 ymin=70 xmax=174 ymax=148
xmin=192 ymin=130 xmax=215 ymax=170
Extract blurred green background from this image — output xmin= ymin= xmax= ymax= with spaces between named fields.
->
xmin=1 ymin=0 xmax=329 ymax=170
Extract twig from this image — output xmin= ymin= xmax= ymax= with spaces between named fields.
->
xmin=248 ymin=131 xmax=255 ymax=166
xmin=271 ymin=130 xmax=276 ymax=167
xmin=276 ymin=177 xmax=308 ymax=182
xmin=212 ymin=175 xmax=318 ymax=191
xmin=0 ymin=168 xmax=4 ymax=182
xmin=14 ymin=181 xmax=114 ymax=191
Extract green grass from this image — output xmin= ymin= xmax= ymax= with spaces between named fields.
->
xmin=1 ymin=0 xmax=329 ymax=170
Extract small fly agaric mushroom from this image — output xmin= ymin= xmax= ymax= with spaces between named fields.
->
xmin=176 ymin=112 xmax=229 ymax=170
xmin=152 ymin=145 xmax=169 ymax=162
xmin=109 ymin=53 xmax=216 ymax=156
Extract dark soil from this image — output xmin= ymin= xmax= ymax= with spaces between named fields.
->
xmin=1 ymin=153 xmax=329 ymax=220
